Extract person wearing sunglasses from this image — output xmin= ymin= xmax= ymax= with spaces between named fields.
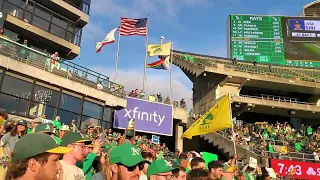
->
xmin=147 ymin=159 xmax=180 ymax=180
xmin=109 ymin=143 xmax=149 ymax=180
xmin=59 ymin=132 xmax=92 ymax=180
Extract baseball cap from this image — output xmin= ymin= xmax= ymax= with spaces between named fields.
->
xmin=109 ymin=143 xmax=147 ymax=166
xmin=147 ymin=159 xmax=179 ymax=177
xmin=60 ymin=125 xmax=70 ymax=131
xmin=61 ymin=132 xmax=92 ymax=146
xmin=12 ymin=133 xmax=71 ymax=162
xmin=17 ymin=120 xmax=27 ymax=126
xmin=35 ymin=123 xmax=54 ymax=134
xmin=33 ymin=118 xmax=43 ymax=123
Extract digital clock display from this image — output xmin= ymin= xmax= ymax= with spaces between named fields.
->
xmin=271 ymin=159 xmax=320 ymax=180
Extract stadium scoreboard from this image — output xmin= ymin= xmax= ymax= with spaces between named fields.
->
xmin=228 ymin=15 xmax=320 ymax=68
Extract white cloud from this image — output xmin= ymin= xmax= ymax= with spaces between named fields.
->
xmin=90 ymin=66 xmax=193 ymax=110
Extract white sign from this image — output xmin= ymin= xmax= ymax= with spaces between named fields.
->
xmin=249 ymin=157 xmax=257 ymax=168
xmin=266 ymin=168 xmax=277 ymax=178
xmin=41 ymin=118 xmax=54 ymax=124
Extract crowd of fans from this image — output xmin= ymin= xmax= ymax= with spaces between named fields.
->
xmin=128 ymin=88 xmax=187 ymax=108
xmin=0 ymin=111 xmax=291 ymax=180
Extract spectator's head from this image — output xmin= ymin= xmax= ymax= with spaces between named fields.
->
xmin=208 ymin=161 xmax=223 ymax=180
xmin=141 ymin=151 xmax=153 ymax=175
xmin=109 ymin=143 xmax=148 ymax=180
xmin=186 ymin=168 xmax=209 ymax=180
xmin=179 ymin=153 xmax=189 ymax=169
xmin=61 ymin=132 xmax=92 ymax=162
xmin=71 ymin=119 xmax=76 ymax=124
xmin=87 ymin=126 xmax=94 ymax=134
xmin=108 ymin=128 xmax=112 ymax=134
xmin=172 ymin=167 xmax=186 ymax=180
xmin=11 ymin=120 xmax=27 ymax=137
xmin=34 ymin=123 xmax=55 ymax=136
xmin=9 ymin=133 xmax=71 ymax=180
xmin=32 ymin=118 xmax=42 ymax=128
xmin=55 ymin=116 xmax=60 ymax=121
xmin=23 ymin=39 xmax=28 ymax=45
xmin=191 ymin=157 xmax=206 ymax=170
xmin=59 ymin=125 xmax=70 ymax=137
xmin=0 ymin=111 xmax=8 ymax=121
xmin=147 ymin=159 xmax=179 ymax=180
xmin=0 ymin=27 xmax=4 ymax=35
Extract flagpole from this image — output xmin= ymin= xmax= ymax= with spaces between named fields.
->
xmin=142 ymin=14 xmax=150 ymax=93
xmin=114 ymin=24 xmax=121 ymax=83
xmin=169 ymin=41 xmax=173 ymax=102
xmin=228 ymin=93 xmax=237 ymax=155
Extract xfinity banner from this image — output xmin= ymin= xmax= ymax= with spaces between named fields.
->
xmin=114 ymin=97 xmax=173 ymax=136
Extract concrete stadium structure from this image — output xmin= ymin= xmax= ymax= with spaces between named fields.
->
xmin=0 ymin=0 xmax=188 ymax=151
xmin=173 ymin=48 xmax=320 ymax=165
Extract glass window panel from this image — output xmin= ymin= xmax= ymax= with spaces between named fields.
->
xmin=57 ymin=109 xmax=79 ymax=126
xmin=1 ymin=75 xmax=33 ymax=99
xmin=68 ymin=24 xmax=74 ymax=33
xmin=34 ymin=5 xmax=51 ymax=21
xmin=81 ymin=115 xmax=99 ymax=130
xmin=83 ymin=101 xmax=101 ymax=119
xmin=103 ymin=107 xmax=111 ymax=122
xmin=33 ymin=85 xmax=59 ymax=107
xmin=102 ymin=121 xmax=111 ymax=130
xmin=66 ymin=32 xmax=74 ymax=43
xmin=32 ymin=16 xmax=49 ymax=31
xmin=0 ymin=93 xmax=28 ymax=116
xmin=10 ymin=0 xmax=26 ymax=9
xmin=26 ymin=1 xmax=34 ymax=12
xmin=52 ymin=15 xmax=67 ymax=29
xmin=50 ymin=24 xmax=66 ymax=39
xmin=29 ymin=102 xmax=55 ymax=120
xmin=23 ymin=11 xmax=32 ymax=23
xmin=4 ymin=1 xmax=24 ymax=19
xmin=59 ymin=93 xmax=81 ymax=113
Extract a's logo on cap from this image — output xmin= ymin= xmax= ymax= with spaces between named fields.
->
xmin=45 ymin=124 xmax=50 ymax=130
xmin=164 ymin=160 xmax=172 ymax=167
xmin=131 ymin=147 xmax=140 ymax=156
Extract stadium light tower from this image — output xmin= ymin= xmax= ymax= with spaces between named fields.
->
xmin=161 ymin=36 xmax=164 ymax=44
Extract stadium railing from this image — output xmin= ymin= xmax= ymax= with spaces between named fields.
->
xmin=172 ymin=50 xmax=320 ymax=83
xmin=124 ymin=91 xmax=187 ymax=109
xmin=0 ymin=36 xmax=125 ymax=98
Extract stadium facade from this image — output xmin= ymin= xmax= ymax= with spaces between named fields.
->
xmin=0 ymin=0 xmax=188 ymax=150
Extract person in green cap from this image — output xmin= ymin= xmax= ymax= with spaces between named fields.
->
xmin=27 ymin=117 xmax=42 ymax=134
xmin=109 ymin=143 xmax=149 ymax=180
xmin=0 ymin=119 xmax=27 ymax=152
xmin=147 ymin=159 xmax=180 ymax=179
xmin=59 ymin=131 xmax=92 ymax=180
xmin=34 ymin=123 xmax=62 ymax=145
xmin=8 ymin=133 xmax=72 ymax=180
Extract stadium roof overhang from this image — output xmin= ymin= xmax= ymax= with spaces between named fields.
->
xmin=303 ymin=0 xmax=320 ymax=17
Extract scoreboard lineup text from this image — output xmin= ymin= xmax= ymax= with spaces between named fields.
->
xmin=229 ymin=15 xmax=320 ymax=68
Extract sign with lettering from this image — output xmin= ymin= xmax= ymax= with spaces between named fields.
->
xmin=229 ymin=15 xmax=320 ymax=68
xmin=114 ymin=97 xmax=173 ymax=136
xmin=152 ymin=135 xmax=160 ymax=144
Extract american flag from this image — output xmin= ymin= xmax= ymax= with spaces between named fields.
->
xmin=119 ymin=17 xmax=148 ymax=36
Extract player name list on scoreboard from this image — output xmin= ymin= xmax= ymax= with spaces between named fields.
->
xmin=230 ymin=15 xmax=284 ymax=63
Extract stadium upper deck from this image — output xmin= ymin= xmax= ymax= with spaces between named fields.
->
xmin=303 ymin=0 xmax=320 ymax=17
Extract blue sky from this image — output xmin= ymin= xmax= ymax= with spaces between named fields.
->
xmin=74 ymin=0 xmax=315 ymax=108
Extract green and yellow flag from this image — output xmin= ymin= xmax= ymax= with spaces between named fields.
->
xmin=182 ymin=94 xmax=232 ymax=139
xmin=147 ymin=42 xmax=172 ymax=57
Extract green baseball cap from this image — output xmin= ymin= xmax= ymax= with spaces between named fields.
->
xmin=147 ymin=159 xmax=179 ymax=178
xmin=109 ymin=143 xmax=147 ymax=166
xmin=35 ymin=123 xmax=54 ymax=134
xmin=17 ymin=120 xmax=27 ymax=127
xmin=12 ymin=133 xmax=71 ymax=162
xmin=61 ymin=132 xmax=92 ymax=146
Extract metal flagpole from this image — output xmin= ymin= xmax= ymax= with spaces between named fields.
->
xmin=169 ymin=41 xmax=173 ymax=102
xmin=228 ymin=93 xmax=237 ymax=155
xmin=114 ymin=25 xmax=121 ymax=83
xmin=142 ymin=15 xmax=150 ymax=93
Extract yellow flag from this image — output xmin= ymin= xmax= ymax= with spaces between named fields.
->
xmin=182 ymin=94 xmax=232 ymax=139
xmin=147 ymin=42 xmax=172 ymax=57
